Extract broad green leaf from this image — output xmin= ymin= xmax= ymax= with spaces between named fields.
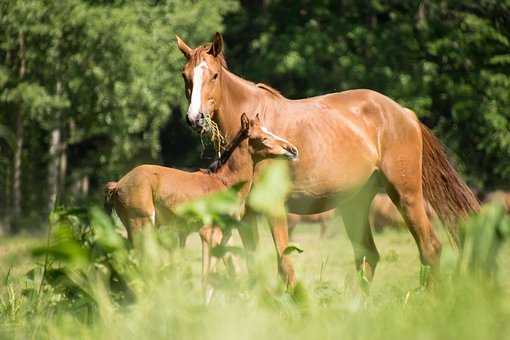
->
xmin=248 ymin=161 xmax=291 ymax=218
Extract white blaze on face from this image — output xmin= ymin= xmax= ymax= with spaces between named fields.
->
xmin=260 ymin=126 xmax=292 ymax=144
xmin=187 ymin=61 xmax=208 ymax=121
xmin=260 ymin=126 xmax=298 ymax=159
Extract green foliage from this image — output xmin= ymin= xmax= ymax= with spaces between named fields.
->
xmin=175 ymin=183 xmax=243 ymax=226
xmin=0 ymin=203 xmax=509 ymax=339
xmin=248 ymin=161 xmax=291 ymax=218
xmin=458 ymin=203 xmax=510 ymax=277
xmin=0 ymin=0 xmax=237 ymax=228
xmin=0 ymin=164 xmax=504 ymax=339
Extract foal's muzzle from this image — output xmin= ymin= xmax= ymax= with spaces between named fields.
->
xmin=283 ymin=145 xmax=299 ymax=161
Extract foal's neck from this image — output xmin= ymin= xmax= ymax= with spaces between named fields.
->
xmin=208 ymin=144 xmax=254 ymax=189
xmin=206 ymin=67 xmax=285 ymax=191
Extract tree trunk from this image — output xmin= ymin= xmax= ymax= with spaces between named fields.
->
xmin=58 ymin=133 xmax=67 ymax=203
xmin=10 ymin=31 xmax=26 ymax=233
xmin=47 ymin=120 xmax=61 ymax=214
xmin=11 ymin=110 xmax=24 ymax=232
xmin=47 ymin=78 xmax=66 ymax=213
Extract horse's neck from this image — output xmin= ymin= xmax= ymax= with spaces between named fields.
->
xmin=219 ymin=70 xmax=283 ymax=139
xmin=211 ymin=69 xmax=279 ymax=188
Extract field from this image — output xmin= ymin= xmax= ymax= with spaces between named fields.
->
xmin=1 ymin=209 xmax=509 ymax=340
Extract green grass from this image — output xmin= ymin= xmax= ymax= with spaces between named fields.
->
xmin=0 ymin=209 xmax=509 ymax=340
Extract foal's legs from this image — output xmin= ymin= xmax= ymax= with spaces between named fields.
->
xmin=114 ymin=203 xmax=154 ymax=243
xmin=199 ymin=224 xmax=224 ymax=303
xmin=340 ymin=188 xmax=379 ymax=284
xmin=237 ymin=211 xmax=260 ymax=274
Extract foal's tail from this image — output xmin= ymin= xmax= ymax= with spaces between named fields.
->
xmin=420 ymin=123 xmax=480 ymax=246
xmin=104 ymin=181 xmax=119 ymax=215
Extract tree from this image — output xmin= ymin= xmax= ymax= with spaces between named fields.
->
xmin=0 ymin=0 xmax=236 ymax=231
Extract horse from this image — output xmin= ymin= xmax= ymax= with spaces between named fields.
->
xmin=287 ymin=194 xmax=432 ymax=239
xmin=287 ymin=211 xmax=335 ymax=240
xmin=104 ymin=113 xmax=299 ymax=301
xmin=483 ymin=191 xmax=510 ymax=213
xmin=370 ymin=193 xmax=438 ymax=233
xmin=369 ymin=194 xmax=406 ymax=233
xmin=176 ymin=32 xmax=480 ymax=287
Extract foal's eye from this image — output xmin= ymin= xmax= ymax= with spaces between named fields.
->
xmin=212 ymin=73 xmax=218 ymax=80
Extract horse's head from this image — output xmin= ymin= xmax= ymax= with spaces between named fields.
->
xmin=176 ymin=32 xmax=227 ymax=131
xmin=246 ymin=114 xmax=299 ymax=161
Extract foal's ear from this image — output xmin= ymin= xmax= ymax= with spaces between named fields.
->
xmin=208 ymin=32 xmax=224 ymax=57
xmin=176 ymin=35 xmax=192 ymax=59
xmin=240 ymin=112 xmax=250 ymax=131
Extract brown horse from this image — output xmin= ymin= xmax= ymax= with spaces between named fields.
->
xmin=287 ymin=211 xmax=335 ymax=239
xmin=369 ymin=194 xmax=406 ymax=232
xmin=176 ymin=32 xmax=479 ymax=287
xmin=370 ymin=193 xmax=438 ymax=232
xmin=483 ymin=191 xmax=510 ymax=213
xmin=104 ymin=113 xmax=298 ymax=300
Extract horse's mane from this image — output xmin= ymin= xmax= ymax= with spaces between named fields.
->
xmin=191 ymin=46 xmax=285 ymax=99
xmin=191 ymin=43 xmax=228 ymax=69
xmin=191 ymin=44 xmax=287 ymax=100
xmin=255 ymin=83 xmax=285 ymax=98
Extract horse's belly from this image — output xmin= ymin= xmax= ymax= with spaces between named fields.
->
xmin=286 ymin=193 xmax=340 ymax=214
xmin=287 ymin=156 xmax=377 ymax=214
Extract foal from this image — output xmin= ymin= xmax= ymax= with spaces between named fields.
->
xmin=104 ymin=113 xmax=298 ymax=300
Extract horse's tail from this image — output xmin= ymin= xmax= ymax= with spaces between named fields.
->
xmin=104 ymin=181 xmax=119 ymax=215
xmin=420 ymin=123 xmax=480 ymax=246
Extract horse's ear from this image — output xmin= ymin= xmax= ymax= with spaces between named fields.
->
xmin=208 ymin=32 xmax=224 ymax=57
xmin=240 ymin=113 xmax=249 ymax=131
xmin=176 ymin=35 xmax=192 ymax=59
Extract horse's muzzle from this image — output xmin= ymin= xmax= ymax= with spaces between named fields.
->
xmin=186 ymin=112 xmax=205 ymax=130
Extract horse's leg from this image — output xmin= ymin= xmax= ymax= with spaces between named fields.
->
xmin=177 ymin=229 xmax=189 ymax=248
xmin=269 ymin=215 xmax=296 ymax=288
xmin=199 ymin=224 xmax=223 ymax=304
xmin=237 ymin=212 xmax=259 ymax=275
xmin=340 ymin=189 xmax=379 ymax=286
xmin=219 ymin=229 xmax=240 ymax=277
xmin=386 ymin=182 xmax=441 ymax=285
xmin=113 ymin=198 xmax=155 ymax=244
xmin=381 ymin=141 xmax=442 ymax=286
xmin=287 ymin=215 xmax=298 ymax=241
xmin=123 ymin=215 xmax=153 ymax=244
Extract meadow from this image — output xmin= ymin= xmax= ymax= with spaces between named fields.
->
xmin=0 ymin=201 xmax=509 ymax=340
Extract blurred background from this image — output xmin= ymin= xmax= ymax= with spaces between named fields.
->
xmin=1 ymin=0 xmax=509 ymax=233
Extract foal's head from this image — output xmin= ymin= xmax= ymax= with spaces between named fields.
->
xmin=176 ymin=32 xmax=227 ymax=131
xmin=247 ymin=114 xmax=299 ymax=161
xmin=208 ymin=113 xmax=298 ymax=172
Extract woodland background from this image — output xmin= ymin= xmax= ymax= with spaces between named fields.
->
xmin=1 ymin=0 xmax=509 ymax=233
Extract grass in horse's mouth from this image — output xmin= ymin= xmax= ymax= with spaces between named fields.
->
xmin=200 ymin=113 xmax=226 ymax=156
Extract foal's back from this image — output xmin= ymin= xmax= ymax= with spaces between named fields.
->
xmin=115 ymin=164 xmax=223 ymax=215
